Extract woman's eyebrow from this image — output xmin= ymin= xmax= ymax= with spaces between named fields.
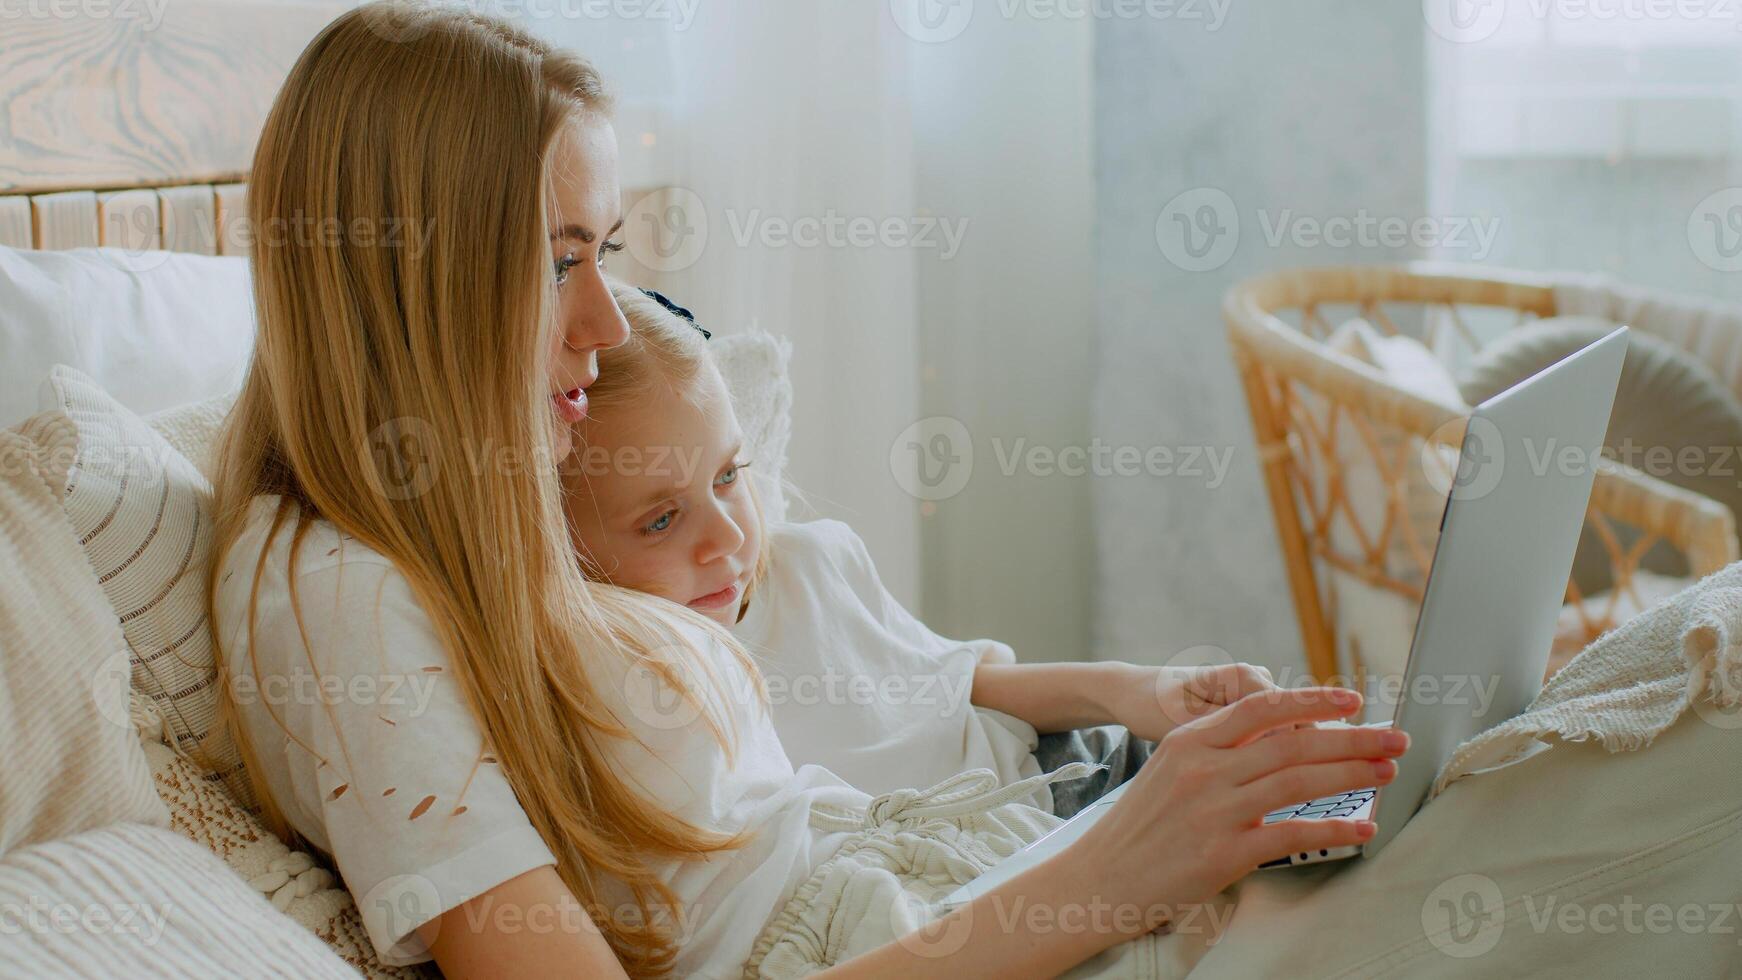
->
xmin=550 ymin=216 xmax=625 ymax=244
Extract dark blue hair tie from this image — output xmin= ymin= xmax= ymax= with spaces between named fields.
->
xmin=638 ymin=287 xmax=710 ymax=340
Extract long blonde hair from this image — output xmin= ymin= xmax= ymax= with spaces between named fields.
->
xmin=205 ymin=5 xmax=753 ymax=974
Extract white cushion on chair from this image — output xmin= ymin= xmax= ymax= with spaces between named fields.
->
xmin=1321 ymin=319 xmax=1468 ymax=681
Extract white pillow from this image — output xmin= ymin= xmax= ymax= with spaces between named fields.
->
xmin=0 ymin=428 xmax=168 ymax=852
xmin=712 ymin=329 xmax=794 ymax=522
xmin=14 ymin=366 xmax=243 ymax=802
xmin=0 ymin=823 xmax=361 ymax=978
xmin=0 ymin=246 xmax=254 ymax=429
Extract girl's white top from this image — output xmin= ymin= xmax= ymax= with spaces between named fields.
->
xmin=732 ymin=519 xmax=1047 ymax=809
xmin=213 ymin=496 xmax=866 ymax=978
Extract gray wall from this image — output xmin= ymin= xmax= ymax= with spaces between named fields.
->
xmin=1092 ymin=7 xmax=1429 ymax=673
xmin=910 ymin=14 xmax=1096 ymax=661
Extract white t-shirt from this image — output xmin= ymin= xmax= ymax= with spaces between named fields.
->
xmin=213 ymin=496 xmax=867 ymax=978
xmin=731 ymin=519 xmax=1048 ymax=810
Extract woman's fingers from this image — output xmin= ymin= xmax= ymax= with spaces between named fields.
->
xmin=1232 ymin=758 xmax=1398 ymax=819
xmin=1234 ymin=817 xmax=1377 ymax=871
xmin=1183 ymin=686 xmax=1364 ymax=749
xmin=1227 ymin=726 xmax=1409 ymax=787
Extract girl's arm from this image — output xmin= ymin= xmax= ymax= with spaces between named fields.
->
xmin=972 ymin=661 xmax=1280 ymax=741
xmin=970 ymin=661 xmax=1143 ymax=733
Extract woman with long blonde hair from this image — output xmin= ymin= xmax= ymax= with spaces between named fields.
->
xmin=207 ymin=4 xmax=1403 ymax=977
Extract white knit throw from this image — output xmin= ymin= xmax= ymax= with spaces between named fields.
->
xmin=1433 ymin=561 xmax=1742 ymax=794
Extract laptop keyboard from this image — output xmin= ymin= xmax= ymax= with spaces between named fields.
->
xmin=1262 ymin=787 xmax=1376 ymax=823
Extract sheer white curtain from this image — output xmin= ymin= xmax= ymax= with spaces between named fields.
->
xmin=509 ymin=1 xmax=925 ymax=603
xmin=657 ymin=3 xmax=923 ymax=602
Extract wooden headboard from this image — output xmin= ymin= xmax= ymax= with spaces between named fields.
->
xmin=0 ymin=0 xmax=346 ymax=253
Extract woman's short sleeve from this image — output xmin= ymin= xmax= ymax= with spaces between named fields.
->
xmin=222 ymin=542 xmax=557 ymax=966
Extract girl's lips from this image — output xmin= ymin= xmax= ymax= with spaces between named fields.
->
xmin=553 ymin=387 xmax=588 ymax=423
xmin=688 ymin=581 xmax=740 ymax=610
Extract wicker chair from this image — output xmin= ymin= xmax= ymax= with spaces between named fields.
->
xmin=1225 ymin=263 xmax=1739 ymax=685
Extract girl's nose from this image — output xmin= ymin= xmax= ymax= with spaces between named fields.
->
xmin=696 ymin=501 xmax=747 ymax=565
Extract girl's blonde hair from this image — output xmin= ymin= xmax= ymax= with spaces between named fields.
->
xmin=564 ymin=280 xmax=771 ymax=595
xmin=206 ymin=5 xmax=753 ymax=975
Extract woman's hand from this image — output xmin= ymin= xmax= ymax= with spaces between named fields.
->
xmin=1105 ymin=661 xmax=1281 ymax=743
xmin=1065 ymin=686 xmax=1407 ymax=938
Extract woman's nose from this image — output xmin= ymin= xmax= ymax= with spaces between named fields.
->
xmin=561 ymin=269 xmax=630 ymax=354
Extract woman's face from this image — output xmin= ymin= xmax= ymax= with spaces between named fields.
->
xmin=545 ymin=115 xmax=632 ymax=463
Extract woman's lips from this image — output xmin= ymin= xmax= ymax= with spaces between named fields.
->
xmin=688 ymin=581 xmax=740 ymax=610
xmin=553 ymin=387 xmax=588 ymax=423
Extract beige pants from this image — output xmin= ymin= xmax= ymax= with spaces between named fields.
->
xmin=748 ymin=710 xmax=1742 ymax=978
xmin=1188 ymin=709 xmax=1742 ymax=978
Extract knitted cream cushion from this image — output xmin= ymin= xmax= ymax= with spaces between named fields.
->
xmin=1460 ymin=317 xmax=1742 ymax=594
xmin=14 ymin=366 xmax=249 ymax=803
xmin=0 ymin=428 xmax=168 ymax=851
xmin=0 ymin=822 xmax=359 ymax=978
xmin=140 ymin=735 xmax=436 ymax=979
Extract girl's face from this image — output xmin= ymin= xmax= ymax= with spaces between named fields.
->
xmin=545 ymin=116 xmax=632 ymax=464
xmin=565 ymin=366 xmax=762 ymax=628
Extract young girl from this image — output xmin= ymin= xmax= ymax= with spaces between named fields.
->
xmin=561 ymin=282 xmax=1281 ymax=819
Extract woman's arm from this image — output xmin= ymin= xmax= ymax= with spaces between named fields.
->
xmin=417 ymin=866 xmax=629 ymax=980
xmin=824 ymin=687 xmax=1407 ymax=978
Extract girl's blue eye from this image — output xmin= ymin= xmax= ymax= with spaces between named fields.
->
xmin=554 ymin=253 xmax=579 ymax=286
xmin=645 ymin=509 xmax=676 ymax=534
xmin=717 ymin=465 xmax=738 ymax=487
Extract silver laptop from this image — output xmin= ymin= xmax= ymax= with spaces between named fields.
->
xmin=942 ymin=326 xmax=1629 ymax=905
